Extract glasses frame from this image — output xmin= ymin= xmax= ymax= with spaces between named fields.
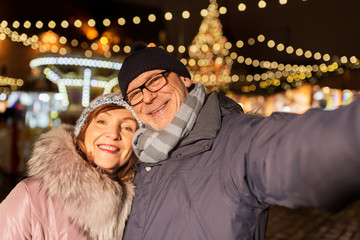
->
xmin=125 ymin=70 xmax=169 ymax=106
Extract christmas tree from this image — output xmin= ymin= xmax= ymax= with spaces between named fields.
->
xmin=188 ymin=0 xmax=232 ymax=92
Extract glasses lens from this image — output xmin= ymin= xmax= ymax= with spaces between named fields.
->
xmin=127 ymin=89 xmax=142 ymax=105
xmin=146 ymin=73 xmax=167 ymax=91
xmin=126 ymin=71 xmax=168 ymax=106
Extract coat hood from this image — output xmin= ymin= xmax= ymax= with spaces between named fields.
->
xmin=27 ymin=124 xmax=134 ymax=239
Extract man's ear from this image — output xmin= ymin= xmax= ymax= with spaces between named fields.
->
xmin=180 ymin=76 xmax=192 ymax=88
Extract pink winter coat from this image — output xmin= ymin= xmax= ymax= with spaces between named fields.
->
xmin=0 ymin=125 xmax=135 ymax=239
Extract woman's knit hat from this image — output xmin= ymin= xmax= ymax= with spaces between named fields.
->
xmin=117 ymin=42 xmax=191 ymax=97
xmin=74 ymin=93 xmax=142 ymax=138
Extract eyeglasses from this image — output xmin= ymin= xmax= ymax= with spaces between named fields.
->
xmin=125 ymin=70 xmax=169 ymax=106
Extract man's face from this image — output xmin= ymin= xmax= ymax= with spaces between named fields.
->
xmin=127 ymin=69 xmax=191 ymax=130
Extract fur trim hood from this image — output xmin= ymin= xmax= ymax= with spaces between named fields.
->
xmin=27 ymin=124 xmax=134 ymax=239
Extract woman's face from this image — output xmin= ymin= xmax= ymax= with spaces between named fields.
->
xmin=84 ymin=108 xmax=137 ymax=174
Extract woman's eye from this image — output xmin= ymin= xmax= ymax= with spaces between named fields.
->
xmin=96 ymin=120 xmax=105 ymax=124
xmin=122 ymin=126 xmax=134 ymax=132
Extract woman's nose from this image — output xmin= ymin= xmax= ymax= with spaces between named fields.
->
xmin=106 ymin=126 xmax=121 ymax=140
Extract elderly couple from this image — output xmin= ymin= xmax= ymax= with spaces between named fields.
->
xmin=1 ymin=42 xmax=360 ymax=240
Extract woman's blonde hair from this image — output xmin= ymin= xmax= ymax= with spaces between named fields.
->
xmin=75 ymin=104 xmax=138 ymax=182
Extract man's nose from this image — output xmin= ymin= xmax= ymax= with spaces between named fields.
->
xmin=142 ymin=88 xmax=157 ymax=103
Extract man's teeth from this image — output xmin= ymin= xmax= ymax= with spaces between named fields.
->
xmin=98 ymin=145 xmax=119 ymax=151
xmin=151 ymin=104 xmax=165 ymax=114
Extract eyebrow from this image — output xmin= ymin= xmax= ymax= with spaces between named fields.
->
xmin=128 ymin=71 xmax=164 ymax=92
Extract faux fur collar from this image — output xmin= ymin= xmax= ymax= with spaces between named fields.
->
xmin=27 ymin=124 xmax=134 ymax=239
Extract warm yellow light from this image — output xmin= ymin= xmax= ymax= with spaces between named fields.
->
xmin=165 ymin=12 xmax=173 ymax=20
xmin=201 ymin=44 xmax=209 ymax=52
xmin=12 ymin=21 xmax=20 ymax=28
xmin=188 ymin=59 xmax=196 ymax=66
xmin=103 ymin=18 xmax=111 ymax=26
xmin=246 ymin=75 xmax=253 ymax=82
xmin=237 ymin=56 xmax=245 ymax=63
xmin=225 ymin=42 xmax=232 ymax=49
xmin=71 ymin=39 xmax=79 ymax=46
xmin=304 ymin=50 xmax=312 ymax=58
xmin=181 ymin=58 xmax=187 ymax=65
xmin=238 ymin=3 xmax=246 ymax=11
xmin=88 ymin=19 xmax=96 ymax=27
xmin=245 ymin=58 xmax=252 ymax=65
xmin=279 ymin=0 xmax=287 ymax=4
xmin=99 ymin=37 xmax=108 ymax=45
xmin=236 ymin=40 xmax=244 ymax=48
xmin=258 ymin=0 xmax=266 ymax=8
xmin=248 ymin=38 xmax=255 ymax=45
xmin=112 ymin=45 xmax=120 ymax=52
xmin=200 ymin=9 xmax=208 ymax=17
xmin=104 ymin=51 xmax=111 ymax=58
xmin=350 ymin=56 xmax=357 ymax=64
xmin=178 ymin=45 xmax=186 ymax=53
xmin=0 ymin=21 xmax=8 ymax=27
xmin=167 ymin=45 xmax=174 ymax=52
xmin=91 ymin=43 xmax=98 ymax=50
xmin=85 ymin=28 xmax=98 ymax=40
xmin=182 ymin=11 xmax=190 ymax=19
xmin=85 ymin=50 xmax=92 ymax=58
xmin=340 ymin=56 xmax=348 ymax=64
xmin=148 ymin=14 xmax=156 ymax=22
xmin=20 ymin=34 xmax=27 ymax=41
xmin=24 ymin=21 xmax=31 ymax=29
xmin=314 ymin=52 xmax=321 ymax=60
xmin=74 ymin=20 xmax=82 ymax=28
xmin=51 ymin=45 xmax=58 ymax=53
xmin=295 ymin=48 xmax=303 ymax=56
xmin=323 ymin=54 xmax=330 ymax=61
xmin=253 ymin=60 xmax=260 ymax=67
xmin=133 ymin=16 xmax=141 ymax=24
xmin=61 ymin=20 xmax=69 ymax=28
xmin=213 ymin=43 xmax=220 ymax=51
xmin=219 ymin=7 xmax=227 ymax=14
xmin=277 ymin=43 xmax=284 ymax=51
xmin=35 ymin=21 xmax=43 ymax=29
xmin=48 ymin=20 xmax=56 ymax=29
xmin=59 ymin=48 xmax=67 ymax=55
xmin=118 ymin=18 xmax=126 ymax=25
xmin=286 ymin=46 xmax=294 ymax=54
xmin=49 ymin=36 xmax=57 ymax=43
xmin=267 ymin=40 xmax=275 ymax=48
xmin=124 ymin=45 xmax=131 ymax=53
xmin=257 ymin=35 xmax=265 ymax=42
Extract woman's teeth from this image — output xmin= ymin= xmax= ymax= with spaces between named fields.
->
xmin=98 ymin=145 xmax=119 ymax=151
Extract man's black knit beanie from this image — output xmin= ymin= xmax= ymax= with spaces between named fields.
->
xmin=117 ymin=42 xmax=191 ymax=97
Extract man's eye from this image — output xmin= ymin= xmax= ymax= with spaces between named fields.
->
xmin=148 ymin=76 xmax=162 ymax=86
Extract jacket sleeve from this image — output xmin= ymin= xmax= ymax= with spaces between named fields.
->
xmin=0 ymin=181 xmax=33 ymax=239
xmin=244 ymin=99 xmax=360 ymax=212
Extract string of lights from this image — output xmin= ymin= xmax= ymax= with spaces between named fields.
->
xmin=0 ymin=0 xmax=359 ymax=101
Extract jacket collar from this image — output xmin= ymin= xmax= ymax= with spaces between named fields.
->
xmin=179 ymin=91 xmax=221 ymax=147
xmin=27 ymin=124 xmax=134 ymax=239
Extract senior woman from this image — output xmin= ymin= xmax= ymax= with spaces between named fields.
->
xmin=0 ymin=93 xmax=142 ymax=239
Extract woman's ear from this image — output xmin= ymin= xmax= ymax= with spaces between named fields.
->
xmin=180 ymin=76 xmax=192 ymax=88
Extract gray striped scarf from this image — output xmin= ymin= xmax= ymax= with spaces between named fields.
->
xmin=132 ymin=82 xmax=207 ymax=163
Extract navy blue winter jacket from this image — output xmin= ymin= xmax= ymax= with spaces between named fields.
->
xmin=123 ymin=92 xmax=360 ymax=240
